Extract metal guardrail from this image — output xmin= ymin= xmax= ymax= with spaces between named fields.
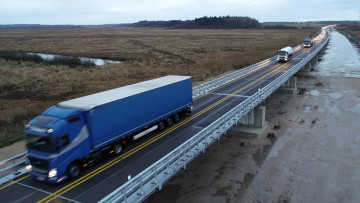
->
xmin=100 ymin=29 xmax=330 ymax=203
xmin=0 ymin=153 xmax=27 ymax=183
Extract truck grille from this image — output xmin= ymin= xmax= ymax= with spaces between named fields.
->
xmin=28 ymin=157 xmax=49 ymax=171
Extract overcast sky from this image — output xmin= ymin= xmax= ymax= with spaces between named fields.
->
xmin=1 ymin=0 xmax=359 ymax=25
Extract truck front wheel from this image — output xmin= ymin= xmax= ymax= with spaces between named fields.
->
xmin=68 ymin=162 xmax=81 ymax=179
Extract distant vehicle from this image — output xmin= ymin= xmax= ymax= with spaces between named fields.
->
xmin=25 ymin=75 xmax=193 ymax=183
xmin=277 ymin=46 xmax=293 ymax=62
xmin=303 ymin=38 xmax=314 ymax=48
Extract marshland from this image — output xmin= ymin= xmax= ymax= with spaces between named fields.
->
xmin=0 ymin=27 xmax=317 ymax=146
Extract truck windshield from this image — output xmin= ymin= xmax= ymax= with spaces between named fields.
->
xmin=26 ymin=133 xmax=54 ymax=153
xmin=304 ymin=39 xmax=311 ymax=43
xmin=278 ymin=51 xmax=287 ymax=56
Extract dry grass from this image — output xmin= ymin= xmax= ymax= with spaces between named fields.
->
xmin=0 ymin=27 xmax=317 ymax=144
xmin=354 ymin=31 xmax=360 ymax=41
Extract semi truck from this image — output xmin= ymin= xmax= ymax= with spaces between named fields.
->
xmin=25 ymin=75 xmax=193 ymax=183
xmin=303 ymin=38 xmax=314 ymax=48
xmin=277 ymin=46 xmax=293 ymax=62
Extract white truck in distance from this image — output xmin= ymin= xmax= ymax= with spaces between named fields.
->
xmin=277 ymin=46 xmax=293 ymax=62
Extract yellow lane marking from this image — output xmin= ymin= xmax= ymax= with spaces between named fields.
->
xmin=0 ymin=175 xmax=30 ymax=190
xmin=38 ymin=54 xmax=300 ymax=203
xmin=193 ymin=59 xmax=279 ymax=101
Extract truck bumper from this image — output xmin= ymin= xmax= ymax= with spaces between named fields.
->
xmin=29 ymin=170 xmax=67 ymax=184
xmin=277 ymin=59 xmax=288 ymax=62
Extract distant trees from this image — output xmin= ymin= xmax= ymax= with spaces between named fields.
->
xmin=132 ymin=16 xmax=261 ymax=29
xmin=190 ymin=16 xmax=261 ymax=29
xmin=345 ymin=22 xmax=360 ymax=31
xmin=262 ymin=24 xmax=297 ymax=29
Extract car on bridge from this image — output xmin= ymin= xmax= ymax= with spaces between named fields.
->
xmin=303 ymin=38 xmax=314 ymax=48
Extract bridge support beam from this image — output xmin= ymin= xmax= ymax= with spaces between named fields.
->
xmin=227 ymin=106 xmax=268 ymax=139
xmin=278 ymin=76 xmax=297 ymax=94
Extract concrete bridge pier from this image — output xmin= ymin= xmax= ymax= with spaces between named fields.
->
xmin=316 ymin=52 xmax=324 ymax=62
xmin=301 ymin=62 xmax=312 ymax=72
xmin=311 ymin=51 xmax=324 ymax=68
xmin=302 ymin=45 xmax=328 ymax=72
xmin=227 ymin=106 xmax=268 ymax=139
xmin=278 ymin=76 xmax=297 ymax=94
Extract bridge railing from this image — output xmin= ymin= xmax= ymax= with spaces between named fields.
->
xmin=100 ymin=29 xmax=330 ymax=203
xmin=0 ymin=153 xmax=27 ymax=184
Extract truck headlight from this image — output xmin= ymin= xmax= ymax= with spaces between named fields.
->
xmin=46 ymin=128 xmax=54 ymax=133
xmin=26 ymin=165 xmax=32 ymax=171
xmin=48 ymin=168 xmax=57 ymax=178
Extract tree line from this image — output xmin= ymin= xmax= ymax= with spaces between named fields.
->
xmin=132 ymin=16 xmax=261 ymax=29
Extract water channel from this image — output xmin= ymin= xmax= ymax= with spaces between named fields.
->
xmin=28 ymin=53 xmax=121 ymax=66
xmin=313 ymin=30 xmax=360 ymax=78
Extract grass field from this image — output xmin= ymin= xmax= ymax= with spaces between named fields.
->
xmin=337 ymin=24 xmax=360 ymax=42
xmin=0 ymin=27 xmax=317 ymax=145
xmin=353 ymin=31 xmax=360 ymax=41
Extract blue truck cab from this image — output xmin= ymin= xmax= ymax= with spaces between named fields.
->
xmin=303 ymin=38 xmax=314 ymax=48
xmin=25 ymin=75 xmax=193 ymax=183
xmin=25 ymin=107 xmax=92 ymax=183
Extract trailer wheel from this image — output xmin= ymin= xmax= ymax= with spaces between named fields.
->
xmin=68 ymin=162 xmax=81 ymax=179
xmin=173 ymin=113 xmax=180 ymax=123
xmin=158 ymin=121 xmax=165 ymax=131
xmin=113 ymin=142 xmax=123 ymax=155
xmin=166 ymin=117 xmax=173 ymax=126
